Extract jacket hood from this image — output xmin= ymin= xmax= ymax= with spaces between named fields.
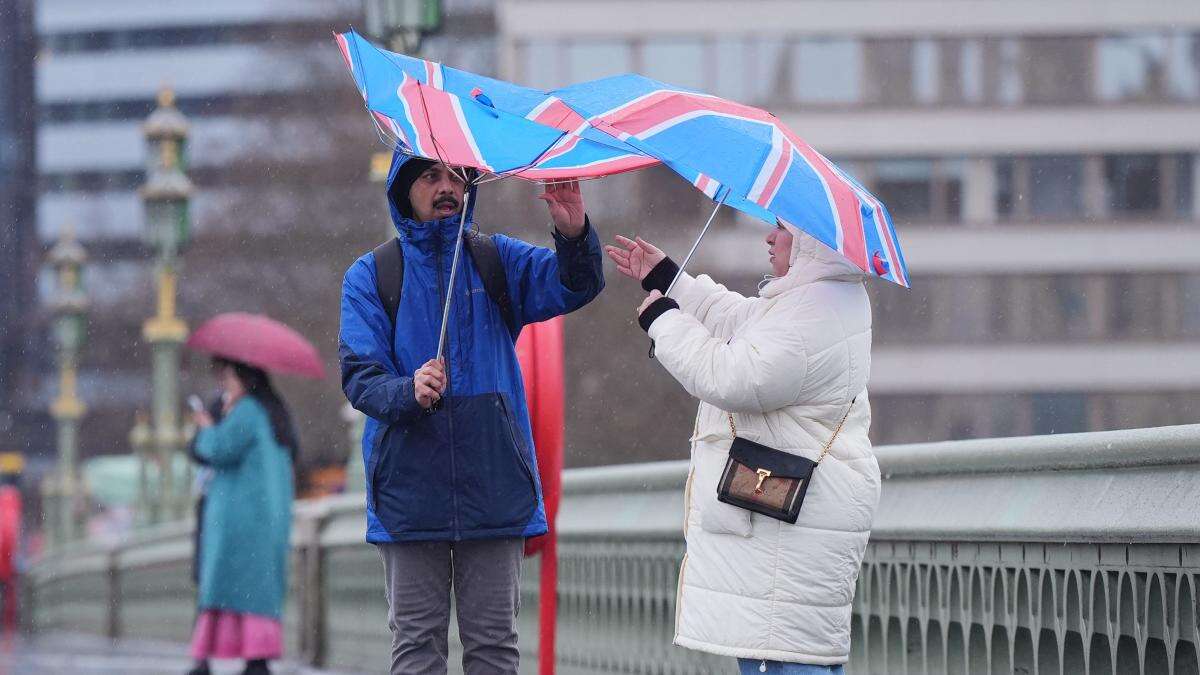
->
xmin=385 ymin=151 xmax=478 ymax=240
xmin=760 ymin=221 xmax=865 ymax=297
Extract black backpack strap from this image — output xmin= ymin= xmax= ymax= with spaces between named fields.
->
xmin=464 ymin=230 xmax=518 ymax=338
xmin=372 ymin=238 xmax=403 ymax=330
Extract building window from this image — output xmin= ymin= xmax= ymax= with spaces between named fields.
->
xmin=713 ymin=37 xmax=749 ymax=102
xmin=1168 ymin=32 xmax=1200 ymax=100
xmin=568 ymin=40 xmax=632 ymax=85
xmin=1022 ymin=36 xmax=1094 ymax=104
xmin=869 ymin=158 xmax=962 ymax=223
xmin=643 ymin=40 xmax=704 ymax=90
xmin=1031 ymin=393 xmax=1088 ymax=435
xmin=912 ymin=39 xmax=940 ymax=104
xmin=941 ymin=38 xmax=984 ymax=104
xmin=1178 ymin=154 xmax=1196 ymax=218
xmin=872 ymin=159 xmax=933 ymax=220
xmin=1109 ymin=273 xmax=1167 ymax=339
xmin=1105 ymin=154 xmax=1162 ymax=215
xmin=1097 ymin=34 xmax=1170 ymax=102
xmin=984 ymin=37 xmax=1024 ymax=105
xmin=747 ymin=38 xmax=788 ymax=105
xmin=1028 ymin=155 xmax=1084 ymax=218
xmin=791 ymin=38 xmax=862 ymax=105
xmin=997 ymin=156 xmax=1085 ymax=222
xmin=517 ymin=40 xmax=561 ymax=89
xmin=865 ymin=39 xmax=916 ymax=105
xmin=1182 ymin=274 xmax=1200 ymax=338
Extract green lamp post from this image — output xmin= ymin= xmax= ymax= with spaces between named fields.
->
xmin=139 ymin=88 xmax=192 ymax=524
xmin=363 ymin=0 xmax=442 ymax=54
xmin=47 ymin=226 xmax=88 ymax=544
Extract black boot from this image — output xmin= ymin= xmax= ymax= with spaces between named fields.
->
xmin=185 ymin=661 xmax=211 ymax=675
xmin=241 ymin=659 xmax=271 ymax=675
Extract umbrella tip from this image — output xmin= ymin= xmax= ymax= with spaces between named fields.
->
xmin=872 ymin=251 xmax=890 ymax=277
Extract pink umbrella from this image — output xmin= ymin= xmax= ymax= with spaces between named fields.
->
xmin=186 ymin=312 xmax=326 ymax=380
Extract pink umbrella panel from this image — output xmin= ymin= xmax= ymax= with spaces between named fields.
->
xmin=186 ymin=312 xmax=327 ymax=380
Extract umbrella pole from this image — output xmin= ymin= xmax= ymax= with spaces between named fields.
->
xmin=665 ymin=191 xmax=727 ymax=297
xmin=649 ymin=192 xmax=727 ymax=360
xmin=435 ymin=188 xmax=473 ymax=362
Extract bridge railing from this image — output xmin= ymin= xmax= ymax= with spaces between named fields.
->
xmin=25 ymin=424 xmax=1200 ymax=674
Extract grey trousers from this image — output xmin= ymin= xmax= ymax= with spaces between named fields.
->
xmin=378 ymin=537 xmax=524 ymax=675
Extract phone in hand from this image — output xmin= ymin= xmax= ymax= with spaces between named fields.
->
xmin=188 ymin=395 xmax=204 ymax=414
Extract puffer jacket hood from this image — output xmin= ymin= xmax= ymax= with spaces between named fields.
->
xmin=760 ymin=223 xmax=866 ymax=298
xmin=643 ymin=232 xmax=878 ymax=664
xmin=339 ymin=150 xmax=605 ymax=543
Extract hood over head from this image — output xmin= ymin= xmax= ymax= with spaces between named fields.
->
xmin=759 ymin=221 xmax=866 ymax=296
xmin=385 ymin=151 xmax=477 ymax=230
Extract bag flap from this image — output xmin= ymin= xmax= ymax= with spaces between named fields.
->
xmin=728 ymin=437 xmax=816 ymax=478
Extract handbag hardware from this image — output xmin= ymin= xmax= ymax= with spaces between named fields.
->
xmin=753 ymin=468 xmax=771 ymax=495
xmin=717 ymin=398 xmax=856 ymax=523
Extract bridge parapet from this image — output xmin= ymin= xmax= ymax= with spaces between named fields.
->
xmin=26 ymin=424 xmax=1200 ymax=674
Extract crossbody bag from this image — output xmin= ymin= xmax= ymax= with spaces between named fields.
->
xmin=716 ymin=399 xmax=855 ymax=524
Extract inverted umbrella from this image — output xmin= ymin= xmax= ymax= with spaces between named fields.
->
xmin=186 ymin=312 xmax=326 ymax=380
xmin=334 ymin=30 xmax=659 ymax=359
xmin=551 ymin=74 xmax=910 ymax=288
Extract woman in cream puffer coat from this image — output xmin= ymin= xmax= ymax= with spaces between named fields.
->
xmin=606 ymin=222 xmax=879 ymax=675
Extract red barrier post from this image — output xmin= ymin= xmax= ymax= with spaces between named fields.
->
xmin=515 ymin=317 xmax=564 ymax=675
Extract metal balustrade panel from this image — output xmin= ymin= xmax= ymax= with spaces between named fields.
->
xmin=848 ymin=541 xmax=1200 ymax=675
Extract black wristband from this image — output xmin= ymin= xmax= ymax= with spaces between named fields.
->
xmin=638 ymin=296 xmax=680 ymax=333
xmin=641 ymin=256 xmax=680 ymax=293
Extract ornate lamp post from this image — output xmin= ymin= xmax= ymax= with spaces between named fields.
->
xmin=363 ymin=0 xmax=442 ymax=54
xmin=139 ymin=88 xmax=192 ymax=523
xmin=47 ymin=226 xmax=88 ymax=544
xmin=365 ymin=0 xmax=445 ymax=232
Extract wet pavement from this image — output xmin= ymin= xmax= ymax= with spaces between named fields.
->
xmin=0 ymin=632 xmax=356 ymax=674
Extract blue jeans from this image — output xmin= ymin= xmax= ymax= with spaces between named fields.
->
xmin=737 ymin=659 xmax=845 ymax=675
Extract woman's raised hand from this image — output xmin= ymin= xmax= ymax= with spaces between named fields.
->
xmin=605 ymin=235 xmax=666 ymax=282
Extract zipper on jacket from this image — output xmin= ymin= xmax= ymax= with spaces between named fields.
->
xmin=438 ymin=232 xmax=461 ymax=540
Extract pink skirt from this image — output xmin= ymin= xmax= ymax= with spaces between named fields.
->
xmin=190 ymin=609 xmax=283 ymax=660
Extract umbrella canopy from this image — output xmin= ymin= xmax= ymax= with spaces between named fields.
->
xmin=334 ymin=30 xmax=658 ymax=180
xmin=551 ymin=74 xmax=910 ymax=287
xmin=186 ymin=312 xmax=326 ymax=379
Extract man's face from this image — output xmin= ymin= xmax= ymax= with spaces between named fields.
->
xmin=408 ymin=164 xmax=466 ymax=222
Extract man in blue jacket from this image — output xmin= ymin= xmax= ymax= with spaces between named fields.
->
xmin=339 ymin=153 xmax=603 ymax=674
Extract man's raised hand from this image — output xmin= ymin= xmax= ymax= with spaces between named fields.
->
xmin=538 ymin=180 xmax=586 ymax=237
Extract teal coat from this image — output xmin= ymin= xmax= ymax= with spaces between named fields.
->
xmin=193 ymin=397 xmax=294 ymax=619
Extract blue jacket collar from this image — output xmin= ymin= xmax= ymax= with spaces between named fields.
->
xmin=394 ymin=210 xmax=474 ymax=255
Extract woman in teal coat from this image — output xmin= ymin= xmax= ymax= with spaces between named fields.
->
xmin=187 ymin=358 xmax=296 ymax=675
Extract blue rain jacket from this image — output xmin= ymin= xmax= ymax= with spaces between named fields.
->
xmin=339 ymin=154 xmax=604 ymax=543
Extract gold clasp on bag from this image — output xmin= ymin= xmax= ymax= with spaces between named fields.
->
xmin=753 ymin=468 xmax=772 ymax=495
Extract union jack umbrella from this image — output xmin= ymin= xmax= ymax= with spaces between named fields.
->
xmin=334 ymin=30 xmax=658 ymax=181
xmin=551 ymin=74 xmax=910 ymax=287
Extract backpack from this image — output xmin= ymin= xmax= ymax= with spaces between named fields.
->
xmin=372 ymin=231 xmax=518 ymax=346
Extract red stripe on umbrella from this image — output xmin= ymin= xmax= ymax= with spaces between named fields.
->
xmin=186 ymin=312 xmax=326 ymax=380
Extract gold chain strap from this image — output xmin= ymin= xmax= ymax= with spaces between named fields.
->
xmin=726 ymin=397 xmax=856 ymax=464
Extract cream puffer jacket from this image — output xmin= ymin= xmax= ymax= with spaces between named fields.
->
xmin=645 ymin=226 xmax=879 ymax=665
